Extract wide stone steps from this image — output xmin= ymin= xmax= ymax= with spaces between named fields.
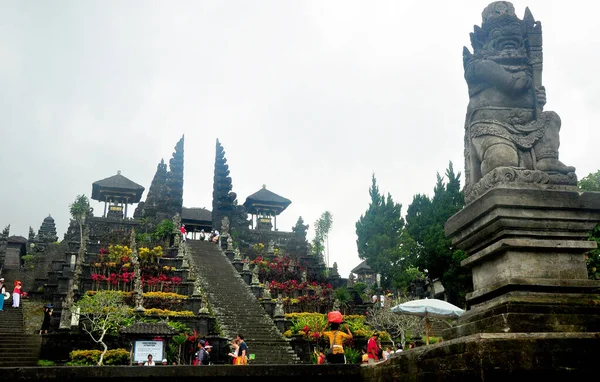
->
xmin=187 ymin=240 xmax=299 ymax=364
xmin=0 ymin=307 xmax=41 ymax=366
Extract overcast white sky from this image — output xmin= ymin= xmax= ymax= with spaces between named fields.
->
xmin=2 ymin=1 xmax=600 ymax=278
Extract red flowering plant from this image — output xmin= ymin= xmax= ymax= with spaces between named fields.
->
xmin=251 ymin=255 xmax=306 ymax=283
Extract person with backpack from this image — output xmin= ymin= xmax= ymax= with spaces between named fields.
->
xmin=195 ymin=340 xmax=210 ymax=366
xmin=321 ymin=321 xmax=353 ymax=364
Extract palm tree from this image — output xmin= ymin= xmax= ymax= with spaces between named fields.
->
xmin=60 ymin=195 xmax=91 ymax=329
xmin=70 ymin=194 xmax=91 ymax=243
xmin=315 ymin=211 xmax=333 ymax=275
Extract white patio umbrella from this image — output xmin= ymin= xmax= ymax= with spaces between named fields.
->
xmin=391 ymin=298 xmax=464 ymax=345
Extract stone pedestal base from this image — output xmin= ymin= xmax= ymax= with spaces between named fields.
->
xmin=444 ymin=290 xmax=600 ymax=339
xmin=373 ymin=333 xmax=600 ymax=381
xmin=250 ymin=284 xmax=262 ymax=298
xmin=444 ymin=186 xmax=600 ymax=339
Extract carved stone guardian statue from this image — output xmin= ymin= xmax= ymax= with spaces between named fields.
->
xmin=263 ymin=281 xmax=272 ymax=299
xmin=251 ymin=264 xmax=260 ymax=285
xmin=242 ymin=256 xmax=251 ymax=272
xmin=274 ymin=296 xmax=285 ymax=318
xmin=221 ymin=216 xmax=230 ymax=236
xmin=462 ymin=1 xmax=576 ymax=203
xmin=233 ymin=247 xmax=242 ymax=261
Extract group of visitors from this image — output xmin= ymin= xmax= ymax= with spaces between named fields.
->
xmin=226 ymin=334 xmax=248 ymax=365
xmin=198 ymin=229 xmax=220 ymax=243
xmin=0 ymin=278 xmax=23 ymax=312
xmin=178 ymin=226 xmax=221 ymax=244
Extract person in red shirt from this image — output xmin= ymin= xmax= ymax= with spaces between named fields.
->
xmin=367 ymin=332 xmax=380 ymax=364
xmin=180 ymin=225 xmax=186 ymax=242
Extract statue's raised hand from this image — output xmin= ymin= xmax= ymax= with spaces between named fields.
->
xmin=511 ymin=72 xmax=532 ymax=94
xmin=535 ymin=86 xmax=547 ymax=107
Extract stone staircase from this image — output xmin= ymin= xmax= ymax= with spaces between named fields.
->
xmin=187 ymin=240 xmax=300 ymax=364
xmin=0 ymin=305 xmax=41 ymax=366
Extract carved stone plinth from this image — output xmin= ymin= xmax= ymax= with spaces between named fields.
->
xmin=232 ymin=259 xmax=243 ymax=273
xmin=274 ymin=317 xmax=289 ymax=335
xmin=225 ymin=250 xmax=234 ymax=262
xmin=250 ymin=285 xmax=263 ymax=299
xmin=465 ymin=167 xmax=577 ymax=205
xmin=444 ymin=186 xmax=600 ymax=339
xmin=260 ymin=300 xmax=275 ymax=317
xmin=241 ymin=270 xmax=251 ymax=285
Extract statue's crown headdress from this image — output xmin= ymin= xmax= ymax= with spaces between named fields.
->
xmin=481 ymin=1 xmax=517 ymax=28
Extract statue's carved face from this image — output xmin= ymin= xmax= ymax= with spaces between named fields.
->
xmin=482 ymin=18 xmax=527 ymax=63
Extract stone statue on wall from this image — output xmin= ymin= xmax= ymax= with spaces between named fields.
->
xmin=233 ymin=247 xmax=242 ymax=261
xmin=267 ymin=240 xmax=275 ymax=255
xmin=242 ymin=256 xmax=251 ymax=272
xmin=263 ymin=281 xmax=272 ymax=299
xmin=462 ymin=1 xmax=577 ymax=203
xmin=251 ymin=264 xmax=260 ymax=285
xmin=221 ymin=216 xmax=230 ymax=236
xmin=172 ymin=213 xmax=182 ymax=246
xmin=274 ymin=296 xmax=285 ymax=318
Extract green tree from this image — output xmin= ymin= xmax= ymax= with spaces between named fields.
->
xmin=314 ymin=211 xmax=333 ymax=272
xmin=404 ymin=162 xmax=470 ymax=306
xmin=69 ymin=195 xmax=91 ymax=244
xmin=578 ymin=170 xmax=600 ymax=192
xmin=61 ymin=195 xmax=92 ymax=329
xmin=355 ymin=174 xmax=405 ymax=288
xmin=579 ymin=170 xmax=600 ymax=279
xmin=75 ymin=290 xmax=132 ymax=366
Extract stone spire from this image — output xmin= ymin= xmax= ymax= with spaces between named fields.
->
xmin=135 ymin=159 xmax=168 ymax=220
xmin=37 ymin=215 xmax=58 ymax=243
xmin=165 ymin=135 xmax=185 ymax=218
xmin=212 ymin=139 xmax=247 ymax=232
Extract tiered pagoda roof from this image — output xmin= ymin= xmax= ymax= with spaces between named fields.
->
xmin=243 ymin=185 xmax=291 ymax=215
xmin=91 ymin=171 xmax=145 ymax=204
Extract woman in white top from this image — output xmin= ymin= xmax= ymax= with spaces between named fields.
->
xmin=144 ymin=354 xmax=155 ymax=366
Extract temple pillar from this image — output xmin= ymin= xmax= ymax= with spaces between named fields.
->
xmin=444 ymin=185 xmax=600 ymax=339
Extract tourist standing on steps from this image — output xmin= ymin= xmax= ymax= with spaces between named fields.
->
xmin=0 ymin=278 xmax=6 ymax=312
xmin=236 ymin=334 xmax=248 ymax=365
xmin=39 ymin=305 xmax=52 ymax=334
xmin=180 ymin=224 xmax=187 ymax=242
xmin=12 ymin=280 xmax=22 ymax=308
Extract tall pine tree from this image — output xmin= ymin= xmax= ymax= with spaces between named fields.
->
xmin=355 ymin=174 xmax=405 ymax=288
xmin=404 ymin=162 xmax=471 ymax=306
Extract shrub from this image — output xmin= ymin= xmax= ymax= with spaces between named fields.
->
xmin=344 ymin=347 xmax=362 ymax=364
xmin=68 ymin=348 xmax=130 ymax=366
xmin=143 ymin=308 xmax=194 ymax=317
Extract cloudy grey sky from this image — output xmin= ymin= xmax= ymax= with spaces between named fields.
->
xmin=2 ymin=0 xmax=600 ymax=278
